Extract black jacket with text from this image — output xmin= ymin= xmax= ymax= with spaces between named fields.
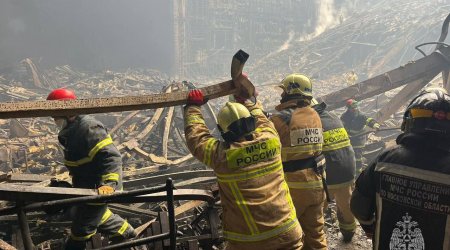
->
xmin=351 ymin=132 xmax=450 ymax=250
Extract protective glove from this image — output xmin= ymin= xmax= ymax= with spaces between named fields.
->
xmin=98 ymin=185 xmax=114 ymax=195
xmin=234 ymin=90 xmax=259 ymax=104
xmin=373 ymin=123 xmax=381 ymax=130
xmin=187 ymin=89 xmax=207 ymax=106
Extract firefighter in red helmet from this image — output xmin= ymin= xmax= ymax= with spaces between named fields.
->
xmin=47 ymin=89 xmax=135 ymax=249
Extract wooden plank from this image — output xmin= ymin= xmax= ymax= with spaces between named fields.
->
xmin=175 ymin=200 xmax=205 ymax=218
xmin=109 ymin=203 xmax=158 ymax=218
xmin=318 ymin=47 xmax=450 ymax=110
xmin=7 ymin=173 xmax=51 ymax=183
xmin=159 ymin=212 xmax=170 ymax=247
xmin=174 ymin=177 xmax=217 ymax=188
xmin=162 ymin=106 xmax=175 ymax=159
xmin=208 ymin=208 xmax=220 ymax=239
xmin=150 ymin=221 xmax=163 ymax=250
xmin=375 ymin=79 xmax=428 ymax=122
xmin=0 ymin=80 xmax=237 ymax=119
xmin=187 ymin=240 xmax=199 ymax=250
xmin=0 ymin=238 xmax=16 ymax=250
xmin=109 ymin=110 xmax=140 ymax=135
xmin=136 ymin=218 xmax=156 ymax=237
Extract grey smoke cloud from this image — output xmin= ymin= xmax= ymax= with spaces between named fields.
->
xmin=0 ymin=0 xmax=174 ymax=73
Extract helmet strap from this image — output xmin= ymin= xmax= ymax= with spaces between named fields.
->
xmin=280 ymin=94 xmax=311 ymax=104
xmin=219 ymin=116 xmax=256 ymax=142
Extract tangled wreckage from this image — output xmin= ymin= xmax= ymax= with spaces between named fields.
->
xmin=1 ymin=11 xmax=450 ymax=250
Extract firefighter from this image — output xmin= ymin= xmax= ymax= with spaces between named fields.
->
xmin=311 ymin=99 xmax=357 ymax=243
xmin=270 ymin=73 xmax=327 ymax=250
xmin=350 ymin=87 xmax=450 ymax=249
xmin=340 ymin=99 xmax=380 ymax=174
xmin=184 ymin=88 xmax=302 ymax=250
xmin=46 ymin=89 xmax=136 ymax=249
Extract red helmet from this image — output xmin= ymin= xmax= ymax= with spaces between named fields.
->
xmin=47 ymin=88 xmax=76 ymax=101
xmin=346 ymin=99 xmax=358 ymax=108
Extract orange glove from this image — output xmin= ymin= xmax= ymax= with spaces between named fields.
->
xmin=98 ymin=185 xmax=114 ymax=195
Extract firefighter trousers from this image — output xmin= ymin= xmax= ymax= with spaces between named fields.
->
xmin=224 ymin=221 xmax=303 ymax=250
xmin=290 ymin=188 xmax=327 ymax=250
xmin=65 ymin=204 xmax=136 ymax=250
xmin=325 ymin=183 xmax=357 ymax=234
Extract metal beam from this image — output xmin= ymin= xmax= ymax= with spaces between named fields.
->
xmin=318 ymin=47 xmax=450 ymax=110
xmin=123 ymin=170 xmax=214 ymax=188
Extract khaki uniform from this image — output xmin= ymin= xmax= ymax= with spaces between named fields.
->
xmin=271 ymin=100 xmax=327 ymax=250
xmin=184 ymin=101 xmax=302 ymax=249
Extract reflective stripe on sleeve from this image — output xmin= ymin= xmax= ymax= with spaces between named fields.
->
xmin=185 ymin=114 xmax=206 ymax=126
xmin=202 ymin=138 xmax=217 ymax=166
xmin=70 ymin=231 xmax=97 ymax=241
xmin=102 ymin=173 xmax=119 ymax=182
xmin=64 ymin=135 xmax=113 ymax=167
xmin=100 ymin=209 xmax=113 ymax=225
xmin=117 ymin=220 xmax=129 ymax=235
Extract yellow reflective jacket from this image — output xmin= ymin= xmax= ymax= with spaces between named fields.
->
xmin=184 ymin=101 xmax=300 ymax=243
xmin=271 ymin=100 xmax=324 ymax=190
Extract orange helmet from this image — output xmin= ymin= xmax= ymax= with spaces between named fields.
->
xmin=47 ymin=88 xmax=77 ymax=101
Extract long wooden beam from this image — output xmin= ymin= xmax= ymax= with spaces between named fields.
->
xmin=0 ymin=80 xmax=237 ymax=119
xmin=318 ymin=47 xmax=450 ymax=110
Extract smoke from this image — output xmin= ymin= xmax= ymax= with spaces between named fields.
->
xmin=0 ymin=0 xmax=174 ymax=73
xmin=299 ymin=0 xmax=340 ymax=41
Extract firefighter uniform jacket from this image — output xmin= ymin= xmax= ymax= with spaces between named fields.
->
xmin=313 ymin=102 xmax=355 ymax=187
xmin=184 ymin=101 xmax=300 ymax=244
xmin=270 ymin=100 xmax=324 ymax=190
xmin=58 ymin=115 xmax=123 ymax=190
xmin=351 ymin=133 xmax=450 ymax=250
xmin=340 ymin=109 xmax=378 ymax=148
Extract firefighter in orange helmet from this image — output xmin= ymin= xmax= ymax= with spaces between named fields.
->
xmin=183 ymin=84 xmax=302 ymax=249
xmin=270 ymin=74 xmax=327 ymax=250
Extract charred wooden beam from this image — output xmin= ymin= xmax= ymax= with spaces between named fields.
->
xmin=0 ymin=81 xmax=235 ymax=119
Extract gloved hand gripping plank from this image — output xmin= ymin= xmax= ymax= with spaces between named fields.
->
xmin=0 ymin=50 xmax=255 ymax=119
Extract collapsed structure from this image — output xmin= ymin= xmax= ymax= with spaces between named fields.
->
xmin=0 ymin=1 xmax=450 ymax=249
